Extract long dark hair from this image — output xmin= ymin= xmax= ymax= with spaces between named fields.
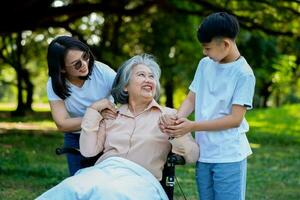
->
xmin=47 ymin=36 xmax=95 ymax=99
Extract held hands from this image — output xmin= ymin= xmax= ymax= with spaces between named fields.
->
xmin=90 ymin=99 xmax=118 ymax=120
xmin=159 ymin=114 xmax=194 ymax=138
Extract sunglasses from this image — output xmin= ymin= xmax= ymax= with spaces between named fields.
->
xmin=66 ymin=51 xmax=90 ymax=70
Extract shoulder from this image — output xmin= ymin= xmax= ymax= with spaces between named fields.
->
xmin=46 ymin=78 xmax=52 ymax=86
xmin=198 ymin=57 xmax=211 ymax=67
xmin=235 ymin=57 xmax=255 ymax=77
xmin=46 ymin=77 xmax=61 ymax=100
xmin=194 ymin=57 xmax=212 ymax=76
xmin=46 ymin=78 xmax=54 ymax=91
xmin=160 ymin=106 xmax=177 ymax=115
xmin=94 ymin=61 xmax=116 ymax=74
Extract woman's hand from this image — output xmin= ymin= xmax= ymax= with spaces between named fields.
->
xmin=101 ymin=108 xmax=118 ymax=120
xmin=90 ymin=99 xmax=118 ymax=119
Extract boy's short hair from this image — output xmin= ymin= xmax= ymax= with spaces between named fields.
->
xmin=197 ymin=12 xmax=240 ymax=43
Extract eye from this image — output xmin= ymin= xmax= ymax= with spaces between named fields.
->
xmin=82 ymin=52 xmax=90 ymax=61
xmin=74 ymin=61 xmax=82 ymax=69
xmin=149 ymin=74 xmax=154 ymax=79
xmin=138 ymin=73 xmax=145 ymax=77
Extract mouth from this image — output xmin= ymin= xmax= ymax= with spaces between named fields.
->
xmin=79 ymin=66 xmax=88 ymax=73
xmin=142 ymin=85 xmax=153 ymax=91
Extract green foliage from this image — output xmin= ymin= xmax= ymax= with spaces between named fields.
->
xmin=1 ymin=0 xmax=300 ymax=110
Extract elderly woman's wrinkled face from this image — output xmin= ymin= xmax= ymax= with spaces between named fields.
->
xmin=125 ymin=64 xmax=156 ymax=102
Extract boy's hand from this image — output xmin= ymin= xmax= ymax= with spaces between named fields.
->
xmin=159 ymin=114 xmax=177 ymax=133
xmin=164 ymin=118 xmax=194 ymax=137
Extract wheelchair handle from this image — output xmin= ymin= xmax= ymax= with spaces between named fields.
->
xmin=167 ymin=154 xmax=186 ymax=166
xmin=55 ymin=147 xmax=80 ymax=155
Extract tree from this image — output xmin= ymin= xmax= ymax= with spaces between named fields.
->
xmin=0 ymin=33 xmax=34 ymax=115
xmin=0 ymin=0 xmax=300 ymax=113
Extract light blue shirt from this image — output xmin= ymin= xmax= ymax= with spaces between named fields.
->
xmin=190 ymin=56 xmax=255 ymax=163
xmin=47 ymin=61 xmax=116 ymax=133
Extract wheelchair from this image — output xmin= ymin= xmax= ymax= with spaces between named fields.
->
xmin=56 ymin=147 xmax=185 ymax=200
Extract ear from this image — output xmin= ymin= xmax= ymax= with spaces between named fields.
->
xmin=223 ymin=39 xmax=231 ymax=49
xmin=124 ymin=86 xmax=128 ymax=92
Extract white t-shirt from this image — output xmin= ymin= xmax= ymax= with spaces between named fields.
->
xmin=189 ymin=56 xmax=256 ymax=163
xmin=47 ymin=61 xmax=116 ymax=125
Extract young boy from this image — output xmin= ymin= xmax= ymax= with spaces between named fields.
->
xmin=160 ymin=12 xmax=255 ymax=200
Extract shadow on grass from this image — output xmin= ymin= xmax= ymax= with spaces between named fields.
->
xmin=0 ymin=111 xmax=52 ymax=122
xmin=0 ymin=130 xmax=66 ymax=179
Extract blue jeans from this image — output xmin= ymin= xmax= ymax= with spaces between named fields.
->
xmin=196 ymin=159 xmax=247 ymax=200
xmin=64 ymin=133 xmax=85 ymax=176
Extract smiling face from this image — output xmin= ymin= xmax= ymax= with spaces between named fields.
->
xmin=125 ymin=64 xmax=156 ymax=103
xmin=62 ymin=49 xmax=90 ymax=79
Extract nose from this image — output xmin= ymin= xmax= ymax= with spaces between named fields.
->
xmin=79 ymin=58 xmax=89 ymax=69
xmin=145 ymin=77 xmax=151 ymax=82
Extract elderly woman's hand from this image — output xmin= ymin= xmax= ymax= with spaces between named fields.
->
xmin=159 ymin=113 xmax=177 ymax=133
xmin=164 ymin=117 xmax=194 ymax=138
xmin=90 ymin=99 xmax=118 ymax=119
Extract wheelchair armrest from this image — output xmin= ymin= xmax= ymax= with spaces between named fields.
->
xmin=55 ymin=147 xmax=80 ymax=155
xmin=55 ymin=146 xmax=103 ymax=168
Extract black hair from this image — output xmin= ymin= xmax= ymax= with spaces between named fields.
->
xmin=197 ymin=12 xmax=240 ymax=43
xmin=47 ymin=35 xmax=95 ymax=99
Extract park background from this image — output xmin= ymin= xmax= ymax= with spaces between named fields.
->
xmin=0 ymin=0 xmax=299 ymax=199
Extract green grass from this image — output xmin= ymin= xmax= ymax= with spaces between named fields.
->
xmin=0 ymin=104 xmax=300 ymax=199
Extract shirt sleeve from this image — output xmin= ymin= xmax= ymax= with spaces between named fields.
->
xmin=164 ymin=107 xmax=200 ymax=163
xmin=80 ymin=107 xmax=105 ymax=157
xmin=189 ymin=59 xmax=204 ymax=93
xmin=169 ymin=134 xmax=200 ymax=163
xmin=232 ymin=74 xmax=256 ymax=110
xmin=46 ymin=78 xmax=62 ymax=101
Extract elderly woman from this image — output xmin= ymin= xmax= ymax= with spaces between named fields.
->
xmin=36 ymin=54 xmax=199 ymax=200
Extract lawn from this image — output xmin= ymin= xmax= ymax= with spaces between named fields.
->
xmin=0 ymin=104 xmax=299 ymax=200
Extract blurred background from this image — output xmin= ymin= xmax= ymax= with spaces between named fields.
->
xmin=0 ymin=0 xmax=299 ymax=112
xmin=0 ymin=0 xmax=299 ymax=199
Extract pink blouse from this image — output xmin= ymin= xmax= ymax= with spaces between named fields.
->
xmin=80 ymin=100 xmax=199 ymax=180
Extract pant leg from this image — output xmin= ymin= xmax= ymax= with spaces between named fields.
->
xmin=64 ymin=133 xmax=85 ymax=176
xmin=213 ymin=159 xmax=247 ymax=200
xmin=195 ymin=162 xmax=214 ymax=200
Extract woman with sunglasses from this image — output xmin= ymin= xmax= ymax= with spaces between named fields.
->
xmin=47 ymin=35 xmax=116 ymax=176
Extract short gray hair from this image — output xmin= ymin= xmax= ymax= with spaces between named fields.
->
xmin=111 ymin=54 xmax=161 ymax=104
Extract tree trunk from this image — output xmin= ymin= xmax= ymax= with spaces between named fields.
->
xmin=13 ymin=32 xmax=26 ymax=116
xmin=260 ymin=82 xmax=272 ymax=108
xmin=23 ymin=68 xmax=33 ymax=111
xmin=164 ymin=79 xmax=174 ymax=108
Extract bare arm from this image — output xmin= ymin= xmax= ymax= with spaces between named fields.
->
xmin=166 ymin=105 xmax=247 ymax=136
xmin=177 ymin=91 xmax=195 ymax=118
xmin=192 ymin=104 xmax=247 ymax=131
xmin=49 ymin=100 xmax=82 ymax=132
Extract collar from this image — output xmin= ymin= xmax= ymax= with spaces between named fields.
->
xmin=118 ymin=99 xmax=163 ymax=117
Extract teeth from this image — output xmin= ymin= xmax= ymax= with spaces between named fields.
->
xmin=143 ymin=86 xmax=152 ymax=90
